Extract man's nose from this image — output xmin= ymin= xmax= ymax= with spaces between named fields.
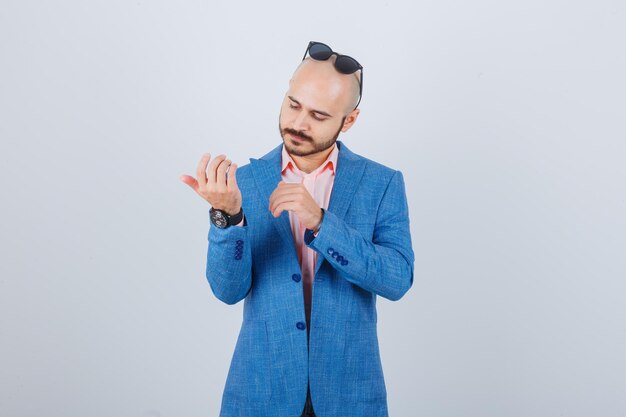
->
xmin=292 ymin=112 xmax=309 ymax=132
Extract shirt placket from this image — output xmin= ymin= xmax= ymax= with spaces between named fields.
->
xmin=301 ymin=173 xmax=318 ymax=324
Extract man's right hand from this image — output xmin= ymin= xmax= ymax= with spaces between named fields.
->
xmin=180 ymin=153 xmax=242 ymax=215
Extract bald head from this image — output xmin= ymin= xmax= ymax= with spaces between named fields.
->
xmin=279 ymin=56 xmax=362 ymax=163
xmin=291 ymin=57 xmax=361 ymax=114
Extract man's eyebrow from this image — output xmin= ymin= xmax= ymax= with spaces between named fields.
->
xmin=288 ymin=96 xmax=333 ymax=118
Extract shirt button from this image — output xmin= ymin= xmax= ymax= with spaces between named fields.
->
xmin=236 ymin=240 xmax=243 ymax=245
xmin=292 ymin=273 xmax=301 ymax=282
xmin=296 ymin=321 xmax=306 ymax=331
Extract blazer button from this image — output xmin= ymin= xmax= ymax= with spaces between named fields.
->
xmin=327 ymin=247 xmax=335 ymax=255
xmin=341 ymin=259 xmax=349 ymax=266
xmin=296 ymin=321 xmax=306 ymax=330
xmin=292 ymin=273 xmax=301 ymax=282
xmin=336 ymin=255 xmax=344 ymax=263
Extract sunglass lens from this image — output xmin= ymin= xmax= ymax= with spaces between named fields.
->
xmin=309 ymin=43 xmax=333 ymax=60
xmin=335 ymin=56 xmax=360 ymax=74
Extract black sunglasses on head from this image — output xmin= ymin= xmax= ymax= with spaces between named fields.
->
xmin=302 ymin=41 xmax=363 ymax=109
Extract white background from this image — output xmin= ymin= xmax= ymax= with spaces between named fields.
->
xmin=1 ymin=1 xmax=625 ymax=416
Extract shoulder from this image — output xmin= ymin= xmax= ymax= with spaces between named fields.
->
xmin=338 ymin=141 xmax=402 ymax=185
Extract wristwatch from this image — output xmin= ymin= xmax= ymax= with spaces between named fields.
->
xmin=210 ymin=207 xmax=244 ymax=229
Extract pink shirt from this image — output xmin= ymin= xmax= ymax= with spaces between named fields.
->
xmin=281 ymin=144 xmax=339 ymax=327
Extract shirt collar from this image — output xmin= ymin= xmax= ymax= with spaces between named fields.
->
xmin=281 ymin=143 xmax=339 ymax=177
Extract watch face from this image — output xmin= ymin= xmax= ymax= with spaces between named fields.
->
xmin=210 ymin=209 xmax=228 ymax=228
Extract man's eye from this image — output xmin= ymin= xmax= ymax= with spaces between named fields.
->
xmin=312 ymin=114 xmax=326 ymax=121
xmin=289 ymin=104 xmax=299 ymax=109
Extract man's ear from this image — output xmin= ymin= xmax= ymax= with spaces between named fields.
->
xmin=341 ymin=108 xmax=361 ymax=132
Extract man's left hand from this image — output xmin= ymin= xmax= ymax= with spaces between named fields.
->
xmin=269 ymin=181 xmax=322 ymax=231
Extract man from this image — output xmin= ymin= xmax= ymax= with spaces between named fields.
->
xmin=181 ymin=41 xmax=414 ymax=417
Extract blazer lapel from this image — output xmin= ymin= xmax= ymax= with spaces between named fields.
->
xmin=326 ymin=141 xmax=366 ymax=220
xmin=249 ymin=143 xmax=297 ymax=259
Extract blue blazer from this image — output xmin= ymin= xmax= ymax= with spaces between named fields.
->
xmin=206 ymin=141 xmax=414 ymax=417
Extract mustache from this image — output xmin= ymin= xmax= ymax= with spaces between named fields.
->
xmin=283 ymin=128 xmax=313 ymax=142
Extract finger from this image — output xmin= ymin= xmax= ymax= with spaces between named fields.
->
xmin=272 ymin=201 xmax=299 ymax=218
xmin=277 ymin=181 xmax=305 ymax=191
xmin=227 ymin=163 xmax=238 ymax=190
xmin=196 ymin=153 xmax=211 ymax=188
xmin=180 ymin=174 xmax=199 ymax=192
xmin=270 ymin=181 xmax=303 ymax=198
xmin=207 ymin=154 xmax=227 ymax=184
xmin=269 ymin=191 xmax=304 ymax=213
xmin=216 ymin=159 xmax=231 ymax=190
xmin=277 ymin=180 xmax=300 ymax=187
xmin=268 ymin=183 xmax=300 ymax=209
xmin=268 ymin=187 xmax=286 ymax=212
xmin=268 ymin=183 xmax=284 ymax=204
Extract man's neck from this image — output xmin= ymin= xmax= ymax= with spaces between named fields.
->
xmin=288 ymin=144 xmax=336 ymax=174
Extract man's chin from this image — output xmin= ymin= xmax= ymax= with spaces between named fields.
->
xmin=285 ymin=143 xmax=311 ymax=157
xmin=283 ymin=136 xmax=309 ymax=154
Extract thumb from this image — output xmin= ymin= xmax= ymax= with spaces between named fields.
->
xmin=180 ymin=174 xmax=199 ymax=193
xmin=227 ymin=163 xmax=239 ymax=190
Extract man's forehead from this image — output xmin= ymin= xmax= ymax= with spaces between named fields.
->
xmin=287 ymin=84 xmax=342 ymax=116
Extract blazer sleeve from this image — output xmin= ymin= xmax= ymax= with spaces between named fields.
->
xmin=205 ymin=219 xmax=252 ymax=305
xmin=305 ymin=170 xmax=415 ymax=301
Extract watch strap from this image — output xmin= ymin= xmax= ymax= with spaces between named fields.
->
xmin=228 ymin=208 xmax=244 ymax=226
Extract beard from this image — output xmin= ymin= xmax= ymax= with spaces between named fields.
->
xmin=279 ymin=116 xmax=346 ymax=157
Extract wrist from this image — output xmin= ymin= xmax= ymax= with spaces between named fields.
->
xmin=312 ymin=208 xmax=324 ymax=234
xmin=226 ymin=207 xmax=242 ymax=217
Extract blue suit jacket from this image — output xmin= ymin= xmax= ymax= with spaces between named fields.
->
xmin=206 ymin=141 xmax=414 ymax=417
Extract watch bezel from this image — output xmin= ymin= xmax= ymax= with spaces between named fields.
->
xmin=210 ymin=208 xmax=229 ymax=229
